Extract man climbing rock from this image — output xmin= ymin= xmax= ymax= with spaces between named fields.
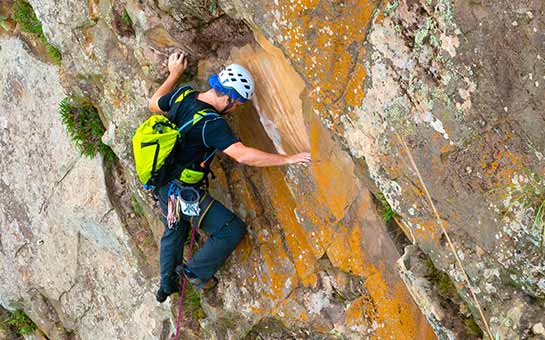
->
xmin=148 ymin=51 xmax=312 ymax=303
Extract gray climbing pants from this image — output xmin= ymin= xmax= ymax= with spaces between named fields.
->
xmin=157 ymin=182 xmax=246 ymax=294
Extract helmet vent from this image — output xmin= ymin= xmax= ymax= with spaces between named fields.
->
xmin=231 ymin=78 xmax=237 ymax=81
xmin=240 ymin=79 xmax=248 ymax=83
xmin=244 ymin=85 xmax=251 ymax=89
xmin=238 ymin=74 xmax=243 ymax=77
xmin=228 ymin=72 xmax=234 ymax=76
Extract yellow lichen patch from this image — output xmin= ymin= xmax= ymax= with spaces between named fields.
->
xmin=345 ymin=295 xmax=375 ymax=332
xmin=344 ymin=59 xmax=367 ymax=107
xmin=235 ymin=235 xmax=252 ymax=264
xmin=326 ymin=224 xmax=365 ymax=276
xmin=260 ymin=232 xmax=299 ymax=302
xmin=262 ymin=168 xmax=318 ymax=286
xmin=273 ymin=0 xmax=380 ymax=116
xmin=408 ymin=217 xmax=448 ymax=242
xmin=309 ymin=116 xmax=360 ymax=222
xmin=231 ymin=31 xmax=310 ymax=155
xmin=327 ymin=193 xmax=434 ymax=338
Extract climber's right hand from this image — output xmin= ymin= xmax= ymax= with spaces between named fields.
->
xmin=286 ymin=152 xmax=312 ymax=165
xmin=168 ymin=51 xmax=188 ymax=77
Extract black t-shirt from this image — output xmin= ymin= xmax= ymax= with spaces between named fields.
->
xmin=154 ymin=86 xmax=238 ymax=186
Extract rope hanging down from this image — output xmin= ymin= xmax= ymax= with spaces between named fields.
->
xmin=395 ymin=132 xmax=494 ymax=339
xmin=174 ymin=224 xmax=197 ymax=340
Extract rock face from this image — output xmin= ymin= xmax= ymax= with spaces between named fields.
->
xmin=1 ymin=0 xmax=544 ymax=339
xmin=0 ymin=38 xmax=169 ymax=338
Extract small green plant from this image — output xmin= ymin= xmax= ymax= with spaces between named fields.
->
xmin=375 ymin=192 xmax=396 ymax=223
xmin=464 ymin=318 xmax=484 ymax=338
xmin=12 ymin=0 xmax=42 ymax=36
xmin=58 ymin=96 xmax=114 ymax=161
xmin=121 ymin=9 xmax=132 ymax=26
xmin=0 ymin=15 xmax=9 ymax=31
xmin=46 ymin=44 xmax=61 ymax=65
xmin=131 ymin=195 xmax=145 ymax=217
xmin=11 ymin=0 xmax=61 ymax=65
xmin=4 ymin=310 xmax=36 ymax=336
xmin=183 ymin=285 xmax=205 ymax=320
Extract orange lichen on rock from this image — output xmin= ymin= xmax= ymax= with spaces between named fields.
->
xmin=326 ymin=191 xmax=434 ymax=339
xmin=409 ymin=217 xmax=448 ymax=242
xmin=344 ymin=60 xmax=367 ymax=107
xmin=309 ymin=115 xmax=360 ymax=222
xmin=272 ymin=0 xmax=379 ymax=118
xmin=273 ymin=290 xmax=310 ymax=324
xmin=262 ymin=168 xmax=318 ymax=286
xmin=259 ymin=231 xmax=300 ymax=302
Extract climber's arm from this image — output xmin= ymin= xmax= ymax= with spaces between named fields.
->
xmin=148 ymin=52 xmax=188 ymax=113
xmin=223 ymin=142 xmax=311 ymax=167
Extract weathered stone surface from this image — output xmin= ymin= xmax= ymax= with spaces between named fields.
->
xmin=0 ymin=38 xmax=169 ymax=339
xmin=2 ymin=0 xmax=544 ymax=338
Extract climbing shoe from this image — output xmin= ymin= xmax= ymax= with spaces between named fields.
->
xmin=155 ymin=287 xmax=170 ymax=303
xmin=175 ymin=264 xmax=218 ymax=293
xmin=155 ymin=276 xmax=182 ymax=303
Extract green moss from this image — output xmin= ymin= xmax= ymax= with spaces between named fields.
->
xmin=131 ymin=195 xmax=145 ymax=217
xmin=58 ymin=96 xmax=114 ymax=161
xmin=11 ymin=0 xmax=62 ymax=65
xmin=4 ymin=310 xmax=36 ymax=336
xmin=183 ymin=285 xmax=205 ymax=320
xmin=121 ymin=9 xmax=132 ymax=26
xmin=424 ymin=257 xmax=484 ymax=338
xmin=46 ymin=44 xmax=61 ymax=65
xmin=464 ymin=318 xmax=484 ymax=338
xmin=0 ymin=15 xmax=9 ymax=31
xmin=12 ymin=0 xmax=42 ymax=36
xmin=425 ymin=258 xmax=455 ymax=298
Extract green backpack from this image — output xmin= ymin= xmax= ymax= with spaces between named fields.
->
xmin=132 ymin=88 xmax=219 ymax=187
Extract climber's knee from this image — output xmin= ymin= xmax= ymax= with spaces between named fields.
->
xmin=227 ymin=216 xmax=246 ymax=243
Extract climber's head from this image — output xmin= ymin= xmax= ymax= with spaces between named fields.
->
xmin=208 ymin=64 xmax=254 ymax=114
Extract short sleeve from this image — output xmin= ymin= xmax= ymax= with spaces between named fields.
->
xmin=202 ymin=118 xmax=239 ymax=151
xmin=157 ymin=86 xmax=190 ymax=112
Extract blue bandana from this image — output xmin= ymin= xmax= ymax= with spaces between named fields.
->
xmin=208 ymin=74 xmax=248 ymax=103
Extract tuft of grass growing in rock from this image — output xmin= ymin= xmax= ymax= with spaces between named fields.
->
xmin=58 ymin=96 xmax=114 ymax=161
xmin=4 ymin=310 xmax=36 ymax=336
xmin=375 ymin=192 xmax=396 ymax=223
xmin=11 ymin=0 xmax=61 ymax=65
xmin=121 ymin=9 xmax=132 ymax=26
xmin=499 ymin=170 xmax=545 ymax=248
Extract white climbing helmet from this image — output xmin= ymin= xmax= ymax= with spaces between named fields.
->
xmin=218 ymin=64 xmax=254 ymax=102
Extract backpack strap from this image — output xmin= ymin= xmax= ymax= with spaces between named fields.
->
xmin=176 ymin=110 xmax=220 ymax=134
xmin=168 ymin=86 xmax=195 ymax=109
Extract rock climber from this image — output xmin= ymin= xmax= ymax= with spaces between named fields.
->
xmin=148 ymin=51 xmax=312 ymax=303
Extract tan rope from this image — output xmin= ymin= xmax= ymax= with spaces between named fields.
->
xmin=394 ymin=132 xmax=494 ymax=339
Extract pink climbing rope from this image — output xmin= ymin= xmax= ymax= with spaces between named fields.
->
xmin=174 ymin=224 xmax=197 ymax=340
